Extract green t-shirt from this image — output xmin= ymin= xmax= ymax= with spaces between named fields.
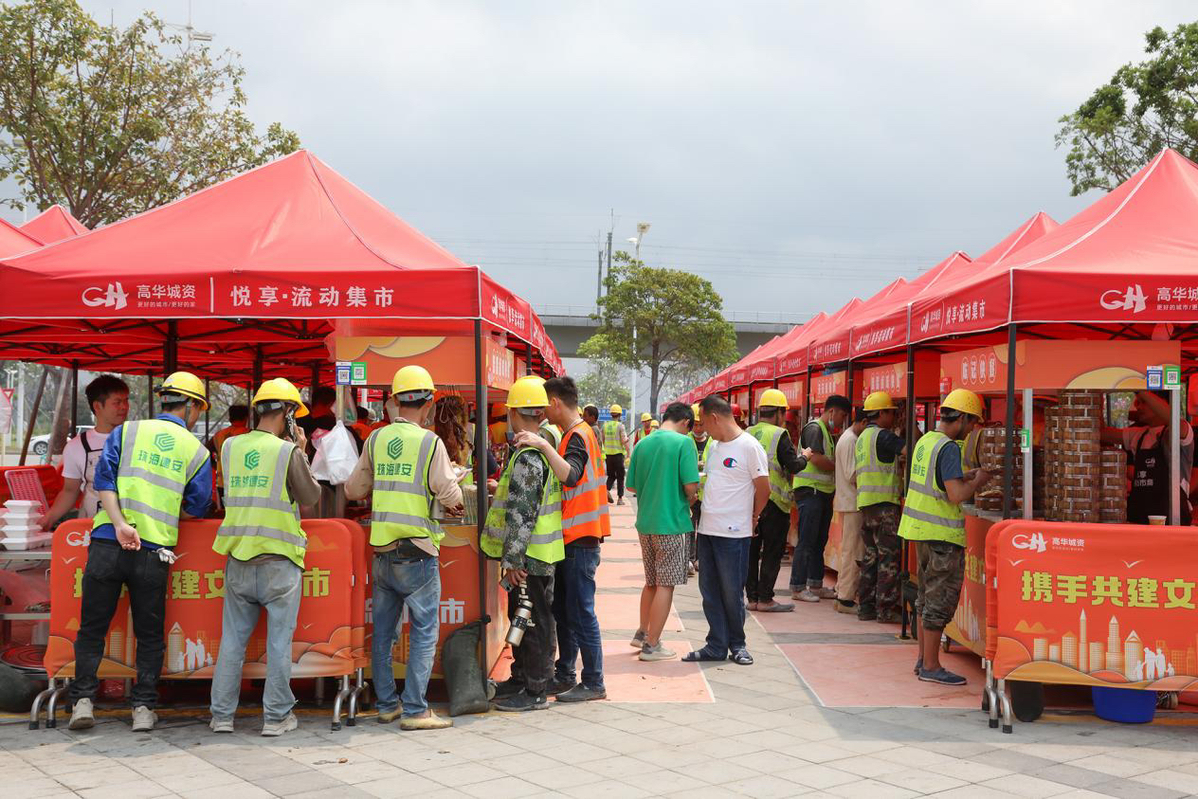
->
xmin=626 ymin=429 xmax=701 ymax=535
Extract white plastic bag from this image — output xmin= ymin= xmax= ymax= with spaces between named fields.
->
xmin=310 ymin=422 xmax=357 ymax=484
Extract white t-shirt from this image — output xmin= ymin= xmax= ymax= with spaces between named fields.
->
xmin=698 ymin=432 xmax=769 ymax=538
xmin=833 ymin=428 xmax=860 ymax=513
xmin=62 ymin=429 xmax=110 ymax=518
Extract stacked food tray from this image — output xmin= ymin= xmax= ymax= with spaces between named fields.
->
xmin=1044 ymin=390 xmax=1104 ymax=522
xmin=1100 ymin=447 xmax=1128 ymax=523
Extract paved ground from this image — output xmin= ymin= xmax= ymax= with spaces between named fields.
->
xmin=3 ymin=504 xmax=1198 ymax=798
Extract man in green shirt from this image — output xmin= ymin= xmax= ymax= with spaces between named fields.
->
xmin=626 ymin=402 xmax=700 ymax=662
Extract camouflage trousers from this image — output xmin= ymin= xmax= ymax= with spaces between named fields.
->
xmin=857 ymin=503 xmax=901 ymax=621
xmin=915 ymin=540 xmax=965 ymax=631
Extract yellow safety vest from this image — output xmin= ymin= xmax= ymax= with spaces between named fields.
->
xmin=689 ymin=433 xmax=712 ymax=502
xmin=482 ymin=446 xmax=564 ymax=564
xmin=540 ymin=419 xmax=563 ymax=449
xmin=214 ymin=430 xmax=306 ymax=568
xmin=93 ymin=419 xmax=207 ymax=548
xmin=602 ymin=420 xmax=624 ymax=455
xmin=898 ymin=430 xmax=966 ymax=546
xmin=369 ymin=422 xmax=444 ymax=549
xmin=747 ymin=422 xmax=794 ymax=513
xmin=792 ymin=418 xmax=835 ymax=494
xmin=855 ymin=425 xmax=902 ymax=509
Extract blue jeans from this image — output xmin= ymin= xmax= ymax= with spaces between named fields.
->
xmin=697 ymin=534 xmax=750 ymax=657
xmin=371 ymin=553 xmax=440 ymax=717
xmin=791 ymin=488 xmax=833 ymax=590
xmin=552 ymin=544 xmax=604 ymax=691
xmin=210 ymin=556 xmax=303 ymax=723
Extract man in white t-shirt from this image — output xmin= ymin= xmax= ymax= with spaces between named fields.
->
xmin=40 ymin=375 xmax=130 ymax=529
xmin=683 ymin=395 xmax=769 ymax=667
xmin=833 ymin=410 xmax=868 ymax=614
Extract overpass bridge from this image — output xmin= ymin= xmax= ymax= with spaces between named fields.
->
xmin=535 ymin=304 xmax=802 ymax=359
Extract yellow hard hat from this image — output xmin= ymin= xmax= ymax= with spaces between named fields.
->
xmin=506 ymin=376 xmax=549 ymax=410
xmin=941 ymin=388 xmax=984 ymax=419
xmin=691 ymin=403 xmax=701 ymax=418
xmin=392 ymin=365 xmax=435 ymax=399
xmin=650 ymin=419 xmax=659 ymax=429
xmin=758 ymin=388 xmax=788 ymax=409
xmin=641 ymin=412 xmax=652 ymax=422
xmin=159 ymin=371 xmax=208 ymax=410
xmin=252 ymin=378 xmax=309 ymax=417
xmin=863 ymin=391 xmax=898 ymax=412
xmin=518 ymin=374 xmax=546 ymax=384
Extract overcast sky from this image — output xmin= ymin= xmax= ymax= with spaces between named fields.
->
xmin=15 ymin=1 xmax=1198 ymax=319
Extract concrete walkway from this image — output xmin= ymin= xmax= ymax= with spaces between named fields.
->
xmin=2 ymin=504 xmax=1197 ymax=798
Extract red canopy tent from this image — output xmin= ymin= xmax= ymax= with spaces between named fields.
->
xmin=20 ymin=205 xmax=89 ymax=245
xmin=0 ymin=150 xmax=561 ymax=382
xmin=0 ymin=217 xmax=43 ymax=258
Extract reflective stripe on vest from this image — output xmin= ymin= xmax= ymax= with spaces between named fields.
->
xmin=540 ymin=420 xmax=562 ymax=449
xmin=93 ymin=419 xmax=206 ymax=548
xmin=602 ymin=420 xmax=624 ymax=455
xmin=792 ymin=418 xmax=835 ymax=493
xmin=482 ymin=446 xmax=565 ymax=564
xmin=691 ymin=434 xmax=712 ymax=502
xmin=898 ymin=431 xmax=966 ymax=546
xmin=369 ymin=423 xmax=444 ymax=548
xmin=214 ymin=430 xmax=307 ymax=568
xmin=747 ymin=422 xmax=794 ymax=513
xmin=855 ymin=425 xmax=902 ymax=509
xmin=560 ymin=421 xmax=611 ymax=543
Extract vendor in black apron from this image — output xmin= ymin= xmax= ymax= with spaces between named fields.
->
xmin=1102 ymin=390 xmax=1193 ymax=525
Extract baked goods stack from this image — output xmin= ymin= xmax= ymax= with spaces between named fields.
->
xmin=1100 ymin=448 xmax=1128 ymax=523
xmin=1047 ymin=390 xmax=1104 ymax=523
xmin=974 ymin=426 xmax=1023 ymax=514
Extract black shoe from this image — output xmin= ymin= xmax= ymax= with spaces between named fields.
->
xmin=556 ymin=683 xmax=607 ymax=702
xmin=857 ymin=611 xmax=877 ymax=621
xmin=492 ymin=677 xmax=525 ymax=700
xmin=548 ymin=676 xmax=576 ymax=696
xmin=493 ymin=690 xmax=549 ymax=712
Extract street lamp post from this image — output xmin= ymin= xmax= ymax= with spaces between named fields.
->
xmin=624 ymin=223 xmax=650 ymax=417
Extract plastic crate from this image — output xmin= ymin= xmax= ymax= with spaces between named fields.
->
xmin=1092 ymin=686 xmax=1156 ymax=723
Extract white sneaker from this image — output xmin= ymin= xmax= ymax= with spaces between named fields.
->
xmin=796 ymin=589 xmax=821 ymax=603
xmin=639 ymin=642 xmax=677 ymax=662
xmin=68 ymin=698 xmax=94 ymax=731
xmin=209 ymin=717 xmax=234 ymax=733
xmin=131 ymin=705 xmax=157 ymax=732
xmin=261 ymin=712 xmax=298 ymax=737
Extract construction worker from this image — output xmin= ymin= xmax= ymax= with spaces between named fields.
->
xmin=602 ymin=404 xmax=630 ymax=505
xmin=210 ymin=404 xmax=249 ymax=501
xmin=855 ymin=392 xmax=906 ymax=624
xmin=582 ymin=404 xmax=602 ymax=442
xmin=209 ymin=378 xmax=320 ymax=736
xmin=344 ymin=365 xmax=463 ymax=729
xmin=790 ymin=394 xmax=851 ymax=602
xmin=900 ymin=389 xmax=991 ymax=686
xmin=634 ymin=412 xmax=653 ymax=445
xmin=68 ymin=372 xmax=212 ymax=732
xmin=833 ymin=409 xmax=868 ymax=615
xmin=746 ymin=389 xmax=811 ymax=612
xmin=687 ymin=403 xmax=712 ymax=574
xmin=352 ymin=405 xmax=374 ymax=442
xmin=517 ymin=376 xmax=611 ymax=701
xmin=649 ymin=419 xmax=660 ymax=434
xmin=484 ymin=379 xmax=565 ymax=711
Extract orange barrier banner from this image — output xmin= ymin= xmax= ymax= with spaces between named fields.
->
xmin=943 ymin=512 xmax=994 ymax=657
xmin=990 ymin=520 xmax=1198 ymax=690
xmin=46 ymin=519 xmax=355 ymax=679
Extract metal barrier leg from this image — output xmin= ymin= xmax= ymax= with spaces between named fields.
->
xmin=45 ymin=681 xmax=70 ymax=729
xmin=985 ymin=661 xmax=999 ymax=728
xmin=30 ymin=679 xmax=56 ymax=730
xmin=347 ymin=668 xmax=365 ymax=726
xmin=314 ymin=676 xmax=325 ymax=705
xmin=330 ymin=674 xmax=351 ymax=731
xmin=997 ymin=677 xmax=1013 ymax=734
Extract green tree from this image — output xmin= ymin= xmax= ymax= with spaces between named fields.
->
xmin=575 ymin=357 xmax=631 ymax=410
xmin=1057 ymin=21 xmax=1198 ymax=195
xmin=580 ymin=252 xmax=738 ymax=415
xmin=0 ymin=0 xmax=300 ymax=227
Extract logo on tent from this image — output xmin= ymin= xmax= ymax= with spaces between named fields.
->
xmin=244 ymin=450 xmax=261 ymax=470
xmin=81 ymin=282 xmax=129 ymax=310
xmin=387 ymin=437 xmax=404 ymax=459
xmin=1099 ymin=284 xmax=1146 ymax=314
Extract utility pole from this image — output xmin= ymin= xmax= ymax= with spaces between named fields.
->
xmin=596 ymin=235 xmax=604 ymax=306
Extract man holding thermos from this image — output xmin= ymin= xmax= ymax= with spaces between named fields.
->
xmin=482 ymin=377 xmax=565 ymax=711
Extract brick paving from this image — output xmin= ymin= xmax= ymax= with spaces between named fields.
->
xmin=2 ymin=504 xmax=1197 ymax=797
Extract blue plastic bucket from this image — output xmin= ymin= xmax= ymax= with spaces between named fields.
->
xmin=1091 ymin=686 xmax=1156 ymax=723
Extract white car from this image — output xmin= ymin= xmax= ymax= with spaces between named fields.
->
xmin=29 ymin=425 xmax=94 ymax=459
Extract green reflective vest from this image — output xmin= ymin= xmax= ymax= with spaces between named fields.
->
xmin=747 ymin=422 xmax=794 ymax=513
xmin=855 ymin=425 xmax=903 ymax=510
xmin=689 ymin=433 xmax=712 ymax=502
xmin=214 ymin=430 xmax=306 ymax=568
xmin=792 ymin=418 xmax=835 ymax=494
xmin=93 ymin=419 xmax=207 ymax=548
xmin=482 ymin=446 xmax=564 ymax=565
xmin=602 ymin=420 xmax=624 ymax=455
xmin=898 ymin=430 xmax=966 ymax=546
xmin=369 ymin=422 xmax=444 ymax=549
xmin=540 ymin=419 xmax=562 ymax=449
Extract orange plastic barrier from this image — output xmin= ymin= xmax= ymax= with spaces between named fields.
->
xmin=943 ymin=512 xmax=997 ymax=657
xmin=44 ymin=519 xmax=355 ymax=680
xmin=987 ymin=520 xmax=1198 ymax=691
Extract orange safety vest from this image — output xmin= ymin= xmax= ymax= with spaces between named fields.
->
xmin=559 ymin=420 xmax=611 ymax=544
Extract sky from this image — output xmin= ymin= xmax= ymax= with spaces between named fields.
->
xmin=7 ymin=0 xmax=1198 ymax=324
